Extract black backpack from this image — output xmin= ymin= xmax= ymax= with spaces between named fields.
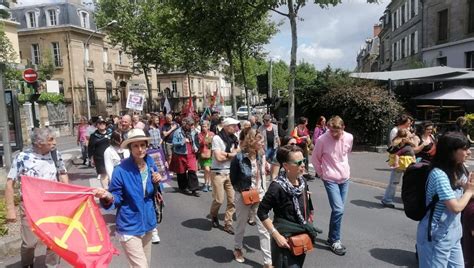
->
xmin=401 ymin=160 xmax=439 ymax=221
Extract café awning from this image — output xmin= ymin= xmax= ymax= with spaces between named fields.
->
xmin=412 ymin=86 xmax=474 ymax=100
xmin=350 ymin=66 xmax=470 ymax=81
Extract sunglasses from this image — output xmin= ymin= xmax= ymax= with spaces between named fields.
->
xmin=288 ymin=159 xmax=305 ymax=166
xmin=289 ymin=143 xmax=297 ymax=145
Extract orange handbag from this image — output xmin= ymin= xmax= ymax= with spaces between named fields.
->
xmin=288 ymin=233 xmax=313 ymax=256
xmin=241 ymin=188 xmax=260 ymax=205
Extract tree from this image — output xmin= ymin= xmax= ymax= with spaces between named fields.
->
xmin=96 ymin=0 xmax=176 ymax=112
xmin=248 ymin=0 xmax=379 ymax=133
xmin=172 ymin=0 xmax=276 ymax=115
xmin=0 ymin=23 xmax=21 ymax=89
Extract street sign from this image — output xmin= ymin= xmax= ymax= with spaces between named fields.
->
xmin=23 ymin=68 xmax=38 ymax=83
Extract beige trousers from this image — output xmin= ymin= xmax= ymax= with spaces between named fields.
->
xmin=120 ymin=231 xmax=153 ymax=268
xmin=20 ymin=205 xmax=60 ymax=267
xmin=209 ymin=173 xmax=235 ymax=227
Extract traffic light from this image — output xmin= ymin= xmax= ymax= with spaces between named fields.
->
xmin=257 ymin=72 xmax=268 ymax=94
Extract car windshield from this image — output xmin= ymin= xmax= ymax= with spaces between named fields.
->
xmin=238 ymin=107 xmax=247 ymax=112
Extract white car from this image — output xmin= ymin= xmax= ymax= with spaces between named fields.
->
xmin=236 ymin=106 xmax=251 ymax=120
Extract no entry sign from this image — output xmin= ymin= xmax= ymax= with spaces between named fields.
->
xmin=23 ymin=68 xmax=38 ymax=83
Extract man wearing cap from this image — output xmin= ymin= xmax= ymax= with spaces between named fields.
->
xmin=210 ymin=117 xmax=240 ymax=234
xmin=88 ymin=117 xmax=112 ymax=189
xmin=258 ymin=114 xmax=280 ymax=164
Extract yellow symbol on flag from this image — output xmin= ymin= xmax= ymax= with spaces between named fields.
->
xmin=35 ymin=200 xmax=103 ymax=253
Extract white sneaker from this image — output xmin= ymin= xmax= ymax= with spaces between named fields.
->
xmin=152 ymin=228 xmax=160 ymax=244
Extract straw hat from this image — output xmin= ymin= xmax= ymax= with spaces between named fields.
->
xmin=121 ymin=128 xmax=151 ymax=148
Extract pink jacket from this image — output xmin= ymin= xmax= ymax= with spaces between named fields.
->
xmin=311 ymin=131 xmax=353 ymax=184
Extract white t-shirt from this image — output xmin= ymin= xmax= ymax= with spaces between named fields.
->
xmin=211 ymin=135 xmax=232 ymax=172
xmin=389 ymin=126 xmax=398 ymax=145
xmin=104 ymin=146 xmax=130 ymax=179
xmin=8 ymin=149 xmax=67 ymax=182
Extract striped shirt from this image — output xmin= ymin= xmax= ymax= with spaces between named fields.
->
xmin=426 ymin=168 xmax=464 ymax=222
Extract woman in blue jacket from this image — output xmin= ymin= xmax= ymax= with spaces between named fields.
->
xmin=95 ymin=128 xmax=162 ymax=268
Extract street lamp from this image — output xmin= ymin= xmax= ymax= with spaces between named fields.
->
xmin=83 ymin=20 xmax=117 ymax=119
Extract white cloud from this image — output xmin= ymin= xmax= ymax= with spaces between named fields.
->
xmin=299 ymin=43 xmax=344 ymax=61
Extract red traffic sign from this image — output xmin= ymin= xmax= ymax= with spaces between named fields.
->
xmin=23 ymin=68 xmax=38 ymax=83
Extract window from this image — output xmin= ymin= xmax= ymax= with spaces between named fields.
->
xmin=88 ymin=79 xmax=96 ymax=105
xmin=466 ymin=51 xmax=474 ymax=69
xmin=469 ymin=0 xmax=474 ymax=33
xmin=52 ymin=42 xmax=61 ymax=67
xmin=171 ymin=81 xmax=177 ymax=91
xmin=438 ymin=9 xmax=448 ymax=41
xmin=401 ymin=38 xmax=406 ymax=58
xmin=401 ymin=4 xmax=406 ymax=24
xmin=106 ymin=81 xmax=113 ymax=103
xmin=410 ymin=32 xmax=416 ymax=55
xmin=26 ymin=11 xmax=38 ymax=28
xmin=411 ymin=0 xmax=416 ymax=18
xmin=31 ymin=44 xmax=40 ymax=65
xmin=393 ymin=11 xmax=398 ymax=30
xmin=118 ymin=51 xmax=124 ymax=65
xmin=437 ymin=57 xmax=447 ymax=66
xmin=157 ymin=81 xmax=161 ymax=92
xmin=78 ymin=11 xmax=90 ymax=29
xmin=58 ymin=80 xmax=64 ymax=95
xmin=103 ymin=48 xmax=108 ymax=64
xmin=46 ymin=9 xmax=58 ymax=26
xmin=84 ymin=43 xmax=90 ymax=67
xmin=393 ymin=42 xmax=398 ymax=61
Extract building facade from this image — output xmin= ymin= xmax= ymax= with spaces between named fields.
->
xmin=10 ymin=0 xmax=158 ymax=121
xmin=356 ymin=24 xmax=381 ymax=72
xmin=422 ymin=0 xmax=474 ymax=68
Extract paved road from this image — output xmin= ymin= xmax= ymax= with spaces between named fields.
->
xmin=1 ymin=156 xmax=419 ymax=267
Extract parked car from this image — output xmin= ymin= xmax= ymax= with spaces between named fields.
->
xmin=236 ymin=106 xmax=251 ymax=120
xmin=253 ymin=106 xmax=266 ymax=114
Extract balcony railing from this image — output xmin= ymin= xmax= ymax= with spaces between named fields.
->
xmin=114 ymin=64 xmax=133 ymax=74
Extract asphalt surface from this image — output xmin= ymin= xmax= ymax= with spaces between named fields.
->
xmin=1 ymin=138 xmax=420 ymax=267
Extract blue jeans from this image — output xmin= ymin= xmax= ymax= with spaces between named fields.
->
xmin=323 ymin=180 xmax=349 ymax=243
xmin=265 ymin=147 xmax=277 ymax=162
xmin=382 ymin=170 xmax=403 ymax=204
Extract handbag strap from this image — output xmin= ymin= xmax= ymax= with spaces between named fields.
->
xmin=303 ymin=187 xmax=307 ymax=221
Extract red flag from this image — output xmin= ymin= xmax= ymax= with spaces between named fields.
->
xmin=182 ymin=96 xmax=195 ymax=118
xmin=21 ymin=176 xmax=119 ymax=268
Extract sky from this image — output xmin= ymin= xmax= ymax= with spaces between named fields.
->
xmin=266 ymin=0 xmax=389 ymax=71
xmin=17 ymin=0 xmax=389 ymax=71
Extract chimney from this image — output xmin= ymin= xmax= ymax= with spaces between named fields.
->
xmin=373 ymin=24 xmax=382 ymax=37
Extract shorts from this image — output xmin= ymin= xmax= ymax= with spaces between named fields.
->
xmin=164 ymin=142 xmax=173 ymax=159
xmin=199 ymin=157 xmax=212 ymax=167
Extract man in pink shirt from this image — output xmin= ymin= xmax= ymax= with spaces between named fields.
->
xmin=311 ymin=116 xmax=353 ymax=256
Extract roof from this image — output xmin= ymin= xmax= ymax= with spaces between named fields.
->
xmin=412 ymin=86 xmax=474 ymax=100
xmin=350 ymin=66 xmax=470 ymax=81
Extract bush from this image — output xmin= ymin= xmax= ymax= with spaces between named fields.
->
xmin=464 ymin=114 xmax=474 ymax=138
xmin=318 ymin=85 xmax=403 ymax=145
xmin=38 ymin=92 xmax=64 ymax=105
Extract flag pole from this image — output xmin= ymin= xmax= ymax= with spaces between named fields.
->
xmin=44 ymin=191 xmax=94 ymax=195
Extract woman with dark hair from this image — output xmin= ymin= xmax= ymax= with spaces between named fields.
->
xmin=312 ymin=116 xmax=327 ymax=145
xmin=258 ymin=145 xmax=318 ymax=268
xmin=416 ymin=132 xmax=474 ymax=267
xmin=270 ymin=136 xmax=298 ymax=180
xmin=291 ymin=117 xmax=312 ymax=180
xmin=103 ymin=130 xmax=130 ymax=182
xmin=413 ymin=121 xmax=437 ymax=162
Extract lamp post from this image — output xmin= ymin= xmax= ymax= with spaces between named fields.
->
xmin=83 ymin=20 xmax=117 ymax=119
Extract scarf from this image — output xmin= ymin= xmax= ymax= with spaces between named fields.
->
xmin=275 ymin=170 xmax=307 ymax=224
xmin=218 ymin=130 xmax=238 ymax=153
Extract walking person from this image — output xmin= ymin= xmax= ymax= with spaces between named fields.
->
xmin=291 ymin=117 xmax=312 ymax=180
xmin=209 ymin=117 xmax=240 ymax=234
xmin=120 ymin=114 xmax=133 ymax=140
xmin=413 ymin=121 xmax=437 ymax=163
xmin=270 ymin=136 xmax=298 ymax=180
xmin=312 ymin=116 xmax=327 ymax=145
xmin=161 ymin=114 xmax=178 ymax=165
xmin=5 ymin=128 xmax=69 ymax=267
xmin=94 ymin=129 xmax=162 ymax=268
xmin=77 ymin=116 xmax=89 ymax=165
xmin=170 ymin=117 xmax=201 ymax=197
xmin=311 ymin=116 xmax=353 ymax=256
xmin=148 ymin=114 xmax=162 ymax=149
xmin=381 ymin=114 xmax=414 ymax=208
xmin=88 ymin=118 xmax=112 ymax=189
xmin=258 ymin=114 xmax=280 ymax=165
xmin=258 ymin=145 xmax=318 ymax=268
xmin=416 ymin=132 xmax=474 ymax=267
xmin=198 ymin=120 xmax=215 ymax=192
xmin=103 ymin=130 xmax=130 ymax=181
xmin=230 ymin=128 xmax=272 ymax=267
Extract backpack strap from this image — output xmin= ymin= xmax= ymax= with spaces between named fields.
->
xmin=426 ymin=194 xmax=439 ymax=242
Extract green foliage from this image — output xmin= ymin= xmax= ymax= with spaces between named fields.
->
xmin=0 ymin=23 xmax=16 ymax=63
xmin=0 ymin=199 xmax=8 ymax=236
xmin=38 ymin=92 xmax=64 ymax=104
xmin=38 ymin=50 xmax=55 ymax=81
xmin=464 ymin=114 xmax=474 ymax=138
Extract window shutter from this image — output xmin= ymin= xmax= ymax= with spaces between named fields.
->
xmin=404 ymin=37 xmax=408 ymax=57
xmin=405 ymin=4 xmax=408 ymax=22
xmin=414 ymin=31 xmax=419 ymax=54
xmin=392 ymin=13 xmax=395 ymax=30
xmin=408 ymin=0 xmax=412 ymax=20
xmin=398 ymin=40 xmax=402 ymax=60
xmin=392 ymin=43 xmax=395 ymax=61
xmin=415 ymin=0 xmax=419 ymax=16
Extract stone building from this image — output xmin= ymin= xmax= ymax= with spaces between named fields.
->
xmin=10 ymin=0 xmax=158 ymax=122
xmin=356 ymin=24 xmax=381 ymax=72
xmin=422 ymin=0 xmax=474 ymax=68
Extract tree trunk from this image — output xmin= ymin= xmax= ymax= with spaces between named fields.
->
xmin=143 ymin=67 xmax=152 ymax=113
xmin=226 ymin=48 xmax=237 ymax=117
xmin=238 ymin=45 xmax=250 ymax=118
xmin=287 ymin=0 xmax=297 ymax=134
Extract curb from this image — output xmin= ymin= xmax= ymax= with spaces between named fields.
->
xmin=0 ymin=153 xmax=79 ymax=259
